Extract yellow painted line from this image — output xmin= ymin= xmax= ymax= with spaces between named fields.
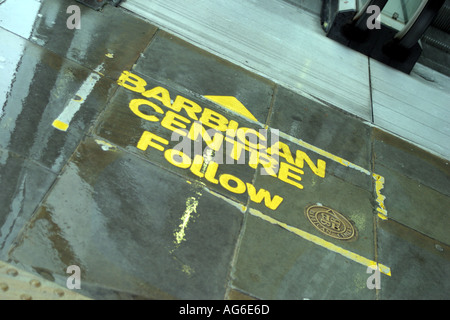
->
xmin=373 ymin=174 xmax=388 ymax=220
xmin=202 ymin=187 xmax=248 ymax=212
xmin=278 ymin=131 xmax=388 ymax=219
xmin=52 ymin=64 xmax=103 ymax=132
xmin=52 ymin=119 xmax=69 ymax=132
xmin=203 ymin=186 xmax=391 ymax=276
xmin=248 ymin=208 xmax=391 ymax=276
xmin=95 ymin=139 xmax=117 ymax=152
xmin=278 ymin=131 xmax=371 ymax=176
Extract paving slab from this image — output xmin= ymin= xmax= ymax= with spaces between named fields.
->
xmin=268 ymin=86 xmax=373 ymax=191
xmin=0 ymin=0 xmax=42 ymax=39
xmin=374 ymin=164 xmax=450 ymax=246
xmin=269 ymin=86 xmax=372 ymax=169
xmin=0 ymin=0 xmax=158 ymax=81
xmin=231 ymin=214 xmax=376 ymax=300
xmin=133 ymin=30 xmax=276 ymax=124
xmin=8 ymin=137 xmax=244 ymax=299
xmin=373 ymin=129 xmax=450 ymax=245
xmin=373 ymin=128 xmax=450 ymax=197
xmin=249 ymin=141 xmax=375 ymax=252
xmin=0 ymin=148 xmax=56 ymax=259
xmin=377 ymin=219 xmax=450 ymax=299
xmin=228 ymin=134 xmax=379 ymax=299
xmin=0 ymin=27 xmax=115 ymax=173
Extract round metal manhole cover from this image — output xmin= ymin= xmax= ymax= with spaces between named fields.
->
xmin=305 ymin=205 xmax=357 ymax=241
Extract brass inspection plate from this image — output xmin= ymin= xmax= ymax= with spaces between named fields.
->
xmin=305 ymin=205 xmax=357 ymax=241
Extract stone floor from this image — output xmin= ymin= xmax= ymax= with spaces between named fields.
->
xmin=0 ymin=0 xmax=448 ymax=300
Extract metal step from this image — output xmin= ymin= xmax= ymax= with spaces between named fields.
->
xmin=431 ymin=0 xmax=450 ymax=33
xmin=423 ymin=26 xmax=450 ymax=53
xmin=420 ymin=0 xmax=450 ymax=76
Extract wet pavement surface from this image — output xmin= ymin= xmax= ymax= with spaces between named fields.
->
xmin=0 ymin=0 xmax=449 ymax=300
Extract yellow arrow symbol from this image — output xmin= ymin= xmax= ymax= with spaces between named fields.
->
xmin=204 ymin=96 xmax=258 ymax=122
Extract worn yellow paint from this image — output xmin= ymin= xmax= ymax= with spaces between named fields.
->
xmin=95 ymin=139 xmax=117 ymax=152
xmin=205 ymin=95 xmax=258 ymax=122
xmin=174 ymin=196 xmax=199 ymax=245
xmin=373 ymin=174 xmax=388 ymax=220
xmin=52 ymin=119 xmax=69 ymax=132
xmin=181 ymin=264 xmax=195 ymax=276
xmin=248 ymin=208 xmax=391 ymax=276
xmin=53 ymin=66 xmax=102 ymax=132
